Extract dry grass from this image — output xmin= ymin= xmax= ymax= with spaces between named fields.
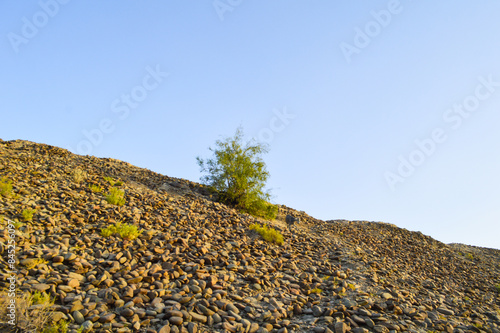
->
xmin=0 ymin=289 xmax=58 ymax=332
xmin=72 ymin=168 xmax=87 ymax=183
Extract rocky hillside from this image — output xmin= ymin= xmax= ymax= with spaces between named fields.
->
xmin=0 ymin=139 xmax=499 ymax=333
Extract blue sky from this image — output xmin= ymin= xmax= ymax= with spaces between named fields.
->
xmin=1 ymin=1 xmax=499 ymax=249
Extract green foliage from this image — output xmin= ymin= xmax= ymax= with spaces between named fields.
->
xmin=13 ymin=221 xmax=23 ymax=229
xmin=101 ymin=221 xmax=142 ymax=240
xmin=197 ymin=127 xmax=277 ymax=219
xmin=22 ymin=208 xmax=36 ymax=221
xmin=347 ymin=283 xmax=356 ymax=291
xmin=249 ymin=223 xmax=283 ymax=245
xmin=31 ymin=291 xmax=53 ymax=306
xmin=42 ymin=320 xmax=68 ymax=333
xmin=466 ymin=253 xmax=474 ymax=260
xmin=0 ymin=177 xmax=13 ymax=197
xmin=309 ymin=288 xmax=322 ymax=294
xmin=105 ymin=187 xmax=125 ymax=206
xmin=495 ymin=284 xmax=500 ymax=293
xmin=104 ymin=176 xmax=123 ymax=186
xmin=25 ymin=258 xmax=48 ymax=270
xmin=89 ymin=184 xmax=103 ymax=192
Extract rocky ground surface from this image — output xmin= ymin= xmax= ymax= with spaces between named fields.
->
xmin=0 ymin=139 xmax=499 ymax=333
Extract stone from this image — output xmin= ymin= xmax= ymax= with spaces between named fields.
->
xmin=169 ymin=316 xmax=183 ymax=326
xmin=80 ymin=320 xmax=93 ymax=332
xmin=99 ymin=313 xmax=116 ymax=323
xmin=437 ymin=307 xmax=455 ymax=316
xmin=158 ymin=324 xmax=171 ymax=333
xmin=73 ymin=310 xmax=85 ymax=324
xmin=334 ymin=322 xmax=347 ymax=333
xmin=312 ymin=305 xmax=323 ymax=317
xmin=32 ymin=283 xmax=51 ymax=292
xmin=373 ymin=325 xmax=389 ymax=333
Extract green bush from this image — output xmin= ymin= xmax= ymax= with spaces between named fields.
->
xmin=496 ymin=284 xmax=500 ymax=293
xmin=22 ymin=208 xmax=36 ymax=221
xmin=0 ymin=177 xmax=13 ymax=197
xmin=249 ymin=223 xmax=283 ymax=245
xmin=104 ymin=176 xmax=123 ymax=186
xmin=89 ymin=184 xmax=103 ymax=192
xmin=105 ymin=188 xmax=125 ymax=206
xmin=309 ymin=288 xmax=322 ymax=294
xmin=197 ymin=127 xmax=277 ymax=219
xmin=101 ymin=222 xmax=142 ymax=240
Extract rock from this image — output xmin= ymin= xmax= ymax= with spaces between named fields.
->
xmin=312 ymin=305 xmax=323 ymax=317
xmin=158 ymin=324 xmax=171 ymax=333
xmin=67 ymin=278 xmax=80 ymax=288
xmin=334 ymin=322 xmax=347 ymax=333
xmin=32 ymin=283 xmax=50 ymax=292
xmin=373 ymin=325 xmax=389 ymax=333
xmin=80 ymin=320 xmax=93 ymax=332
xmin=189 ymin=311 xmax=207 ymax=323
xmin=437 ymin=307 xmax=455 ymax=316
xmin=351 ymin=328 xmax=369 ymax=333
xmin=187 ymin=322 xmax=197 ymax=333
xmin=169 ymin=316 xmax=183 ymax=326
xmin=381 ymin=293 xmax=392 ymax=300
xmin=73 ymin=310 xmax=85 ymax=324
xmin=99 ymin=313 xmax=116 ymax=323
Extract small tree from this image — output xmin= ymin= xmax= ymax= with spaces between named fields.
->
xmin=197 ymin=127 xmax=277 ymax=219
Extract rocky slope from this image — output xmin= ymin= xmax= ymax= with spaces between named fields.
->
xmin=0 ymin=139 xmax=499 ymax=333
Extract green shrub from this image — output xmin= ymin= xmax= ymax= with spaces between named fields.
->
xmin=101 ymin=222 xmax=142 ymax=240
xmin=22 ymin=208 xmax=36 ymax=221
xmin=89 ymin=184 xmax=103 ymax=192
xmin=0 ymin=177 xmax=13 ymax=197
xmin=24 ymin=258 xmax=48 ymax=270
xmin=249 ymin=223 xmax=283 ymax=245
xmin=496 ymin=284 xmax=500 ymax=293
xmin=105 ymin=187 xmax=125 ymax=206
xmin=42 ymin=321 xmax=68 ymax=333
xmin=309 ymin=288 xmax=322 ymax=294
xmin=31 ymin=291 xmax=53 ymax=306
xmin=104 ymin=176 xmax=123 ymax=186
xmin=197 ymin=127 xmax=278 ymax=220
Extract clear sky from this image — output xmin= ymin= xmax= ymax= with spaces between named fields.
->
xmin=1 ymin=1 xmax=499 ymax=249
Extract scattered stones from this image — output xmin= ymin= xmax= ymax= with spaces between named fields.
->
xmin=0 ymin=140 xmax=499 ymax=333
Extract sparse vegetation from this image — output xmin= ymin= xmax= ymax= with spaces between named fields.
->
xmin=495 ymin=283 xmax=500 ymax=293
xmin=42 ymin=320 xmax=69 ymax=333
xmin=309 ymin=288 xmax=323 ymax=294
xmin=197 ymin=127 xmax=278 ymax=220
xmin=101 ymin=221 xmax=143 ymax=240
xmin=72 ymin=168 xmax=87 ymax=183
xmin=347 ymin=283 xmax=356 ymax=291
xmin=24 ymin=258 xmax=49 ymax=270
xmin=0 ymin=177 xmax=13 ymax=197
xmin=105 ymin=187 xmax=125 ymax=206
xmin=89 ymin=184 xmax=103 ymax=192
xmin=13 ymin=220 xmax=23 ymax=229
xmin=22 ymin=208 xmax=36 ymax=221
xmin=104 ymin=176 xmax=123 ymax=186
xmin=31 ymin=291 xmax=53 ymax=306
xmin=0 ymin=289 xmax=58 ymax=332
xmin=466 ymin=253 xmax=474 ymax=260
xmin=249 ymin=223 xmax=283 ymax=245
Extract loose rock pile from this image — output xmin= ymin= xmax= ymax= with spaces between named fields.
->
xmin=0 ymin=139 xmax=499 ymax=333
